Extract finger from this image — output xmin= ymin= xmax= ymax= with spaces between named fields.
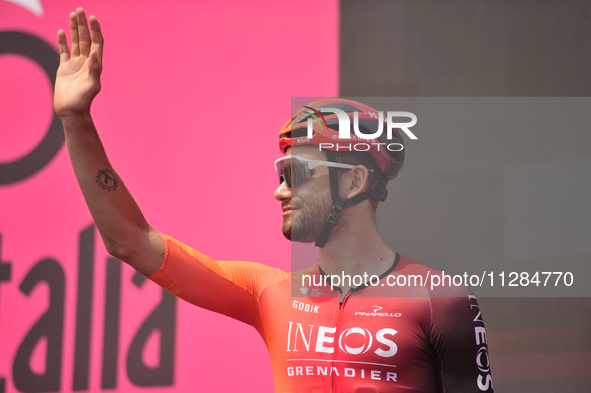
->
xmin=88 ymin=51 xmax=102 ymax=91
xmin=89 ymin=16 xmax=104 ymax=66
xmin=57 ymin=29 xmax=70 ymax=63
xmin=76 ymin=8 xmax=91 ymax=57
xmin=70 ymin=11 xmax=80 ymax=56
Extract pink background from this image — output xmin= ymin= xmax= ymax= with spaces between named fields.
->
xmin=0 ymin=0 xmax=338 ymax=392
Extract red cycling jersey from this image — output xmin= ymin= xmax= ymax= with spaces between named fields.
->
xmin=149 ymin=234 xmax=494 ymax=393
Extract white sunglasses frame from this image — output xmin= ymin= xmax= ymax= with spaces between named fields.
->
xmin=274 ymin=155 xmax=357 ymax=172
xmin=274 ymin=155 xmax=373 ymax=188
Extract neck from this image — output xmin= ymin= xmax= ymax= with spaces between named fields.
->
xmin=317 ymin=204 xmax=395 ymax=293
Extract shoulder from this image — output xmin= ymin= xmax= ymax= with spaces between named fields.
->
xmin=290 ymin=263 xmax=319 ymax=286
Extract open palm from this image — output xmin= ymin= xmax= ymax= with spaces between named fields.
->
xmin=54 ymin=8 xmax=104 ymax=117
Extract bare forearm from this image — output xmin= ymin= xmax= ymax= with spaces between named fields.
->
xmin=62 ymin=113 xmax=163 ymax=275
xmin=55 ymin=9 xmax=163 ymax=275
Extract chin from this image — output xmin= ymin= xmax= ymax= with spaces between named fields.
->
xmin=282 ymin=212 xmax=321 ymax=243
xmin=282 ymin=227 xmax=292 ymax=241
xmin=281 ymin=217 xmax=292 ymax=240
xmin=286 ymin=226 xmax=318 ymax=243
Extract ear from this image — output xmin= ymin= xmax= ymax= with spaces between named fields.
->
xmin=341 ymin=165 xmax=370 ymax=199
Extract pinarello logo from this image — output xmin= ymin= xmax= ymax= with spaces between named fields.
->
xmin=354 ymin=306 xmax=402 ymax=318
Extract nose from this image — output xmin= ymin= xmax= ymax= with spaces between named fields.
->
xmin=274 ymin=180 xmax=291 ymax=201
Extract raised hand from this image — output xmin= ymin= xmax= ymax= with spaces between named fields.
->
xmin=54 ymin=8 xmax=104 ymax=117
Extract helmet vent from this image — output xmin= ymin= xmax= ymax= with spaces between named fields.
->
xmin=283 ymin=128 xmax=310 ymax=139
xmin=317 ymin=104 xmax=362 ymax=114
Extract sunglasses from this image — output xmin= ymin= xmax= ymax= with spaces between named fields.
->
xmin=274 ymin=155 xmax=356 ymax=188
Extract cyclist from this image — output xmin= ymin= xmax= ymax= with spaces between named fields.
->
xmin=55 ymin=8 xmax=493 ymax=392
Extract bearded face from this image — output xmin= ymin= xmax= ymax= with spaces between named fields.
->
xmin=281 ymin=183 xmax=334 ymax=243
xmin=275 ymin=146 xmax=345 ymax=244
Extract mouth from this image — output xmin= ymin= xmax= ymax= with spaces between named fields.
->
xmin=282 ymin=204 xmax=297 ymax=216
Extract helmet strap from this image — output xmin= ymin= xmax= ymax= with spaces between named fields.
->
xmin=314 ymin=195 xmax=346 ymax=248
xmin=328 ymin=152 xmax=340 ymax=203
xmin=369 ymin=179 xmax=388 ymax=202
xmin=314 ymin=152 xmax=373 ymax=248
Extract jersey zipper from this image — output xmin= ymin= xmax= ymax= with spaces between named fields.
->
xmin=332 ymin=290 xmax=349 ymax=392
xmin=339 ymin=291 xmax=347 ymax=306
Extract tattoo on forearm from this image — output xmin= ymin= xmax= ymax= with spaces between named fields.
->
xmin=96 ymin=168 xmax=119 ymax=191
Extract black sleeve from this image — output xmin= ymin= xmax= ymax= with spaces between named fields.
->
xmin=429 ymin=285 xmax=494 ymax=392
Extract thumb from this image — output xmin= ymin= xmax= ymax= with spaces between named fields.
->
xmin=88 ymin=51 xmax=101 ymax=90
xmin=89 ymin=51 xmax=102 ymax=77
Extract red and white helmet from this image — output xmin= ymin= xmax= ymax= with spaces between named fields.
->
xmin=278 ymin=99 xmax=406 ymax=247
xmin=278 ymin=98 xmax=405 ymax=180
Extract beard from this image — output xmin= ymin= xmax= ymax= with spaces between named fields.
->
xmin=282 ymin=189 xmax=334 ymax=243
